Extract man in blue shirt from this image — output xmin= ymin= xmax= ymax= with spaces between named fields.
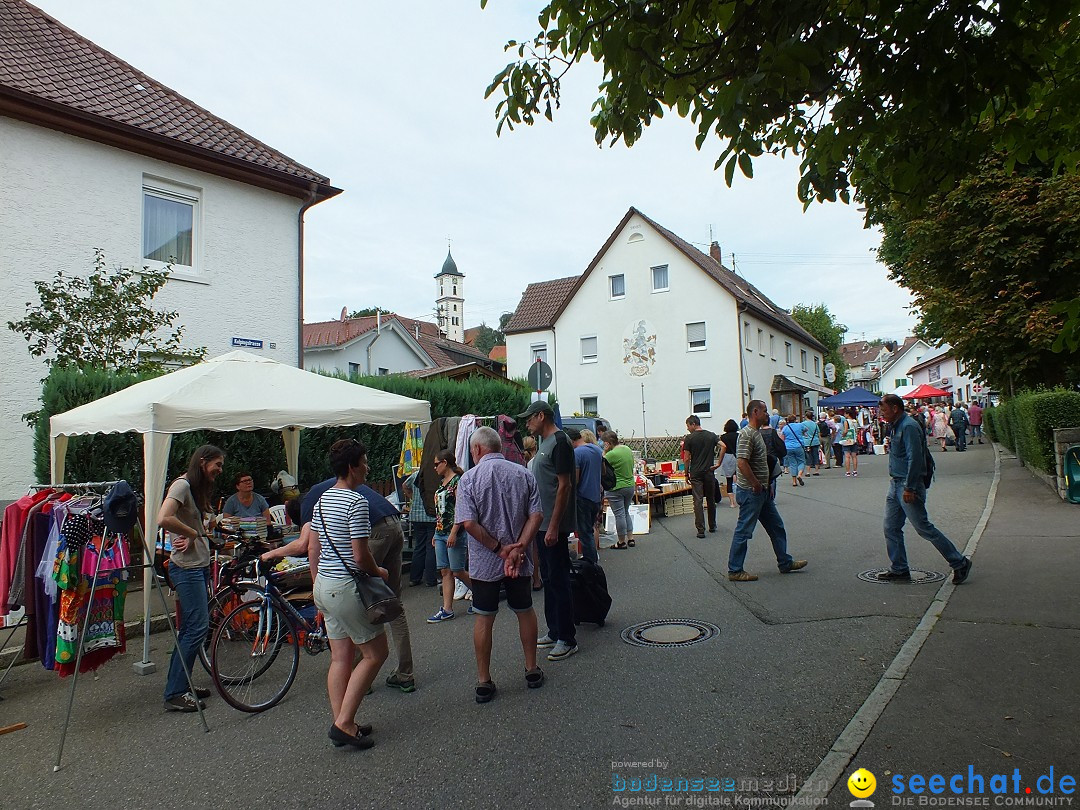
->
xmin=878 ymin=395 xmax=972 ymax=584
xmin=567 ymin=427 xmax=602 ymax=564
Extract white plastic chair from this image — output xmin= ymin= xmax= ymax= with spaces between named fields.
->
xmin=269 ymin=504 xmax=288 ymax=526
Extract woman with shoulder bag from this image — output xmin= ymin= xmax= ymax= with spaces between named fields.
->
xmin=841 ymin=411 xmax=859 ymax=477
xmin=310 ymin=439 xmax=390 ymax=750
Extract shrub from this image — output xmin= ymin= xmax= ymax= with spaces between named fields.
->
xmin=989 ymin=388 xmax=1080 ymax=473
xmin=33 ymin=365 xmax=535 ymax=498
xmin=982 ymin=406 xmax=998 ymax=443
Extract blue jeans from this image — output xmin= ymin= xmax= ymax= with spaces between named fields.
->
xmin=575 ymin=497 xmax=600 ymax=564
xmin=884 ymin=478 xmax=965 ymax=572
xmin=164 ymin=563 xmax=209 ymax=700
xmin=536 ymin=531 xmax=576 ymax=645
xmin=409 ymin=521 xmax=438 ymax=585
xmin=727 ymin=485 xmax=794 ymax=574
xmin=606 ymin=486 xmax=635 ymax=538
xmin=785 ymin=446 xmax=806 ymax=478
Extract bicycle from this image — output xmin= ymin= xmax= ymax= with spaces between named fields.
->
xmin=208 ymin=554 xmax=328 ymax=713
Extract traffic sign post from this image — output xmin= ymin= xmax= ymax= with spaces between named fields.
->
xmin=527 ymin=359 xmax=552 ymax=392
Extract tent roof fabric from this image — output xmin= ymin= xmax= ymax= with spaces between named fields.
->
xmin=903 ymin=383 xmax=952 ymax=399
xmin=50 ymin=350 xmax=431 ymax=437
xmin=818 ymin=386 xmax=881 ymax=407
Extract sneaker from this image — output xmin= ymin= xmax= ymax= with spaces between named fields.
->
xmin=193 ymin=686 xmax=211 ymax=700
xmin=467 ymin=605 xmax=476 ymax=615
xmin=878 ymin=570 xmax=911 ymax=581
xmin=547 ymin=641 xmax=579 ymax=661
xmin=952 ymin=557 xmax=972 ymax=585
xmin=427 ymin=608 xmax=455 ymax=623
xmin=780 ymin=560 xmax=808 ymax=573
xmin=853 ymin=471 xmax=859 ymax=477
xmin=164 ymin=692 xmax=204 ymax=713
xmin=728 ymin=571 xmax=758 ymax=582
xmin=453 ymin=580 xmax=469 ymax=600
xmin=463 ymin=588 xmax=473 ymax=601
xmin=708 ymin=526 xmax=717 ymax=533
xmin=845 ymin=471 xmax=853 ymax=477
xmin=536 ymin=634 xmax=556 ymax=649
xmin=696 ymin=531 xmax=706 ymax=539
xmin=385 ymin=672 xmax=417 ymax=693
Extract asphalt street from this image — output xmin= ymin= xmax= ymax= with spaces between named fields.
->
xmin=2 ymin=440 xmax=1071 ymax=810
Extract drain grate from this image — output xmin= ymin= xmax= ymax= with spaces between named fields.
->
xmin=858 ymin=568 xmax=947 ymax=585
xmin=620 ymin=618 xmax=721 ymax=648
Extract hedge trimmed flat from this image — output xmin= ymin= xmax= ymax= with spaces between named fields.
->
xmin=475 ymin=681 xmax=497 ymax=704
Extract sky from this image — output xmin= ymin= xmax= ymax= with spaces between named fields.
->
xmin=32 ymin=0 xmax=918 ymax=344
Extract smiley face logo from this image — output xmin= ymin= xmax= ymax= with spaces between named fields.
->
xmin=848 ymin=768 xmax=877 ymax=798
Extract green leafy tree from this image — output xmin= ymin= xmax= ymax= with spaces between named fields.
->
xmin=790 ymin=304 xmax=847 ymax=390
xmin=8 ymin=248 xmax=206 ymax=374
xmin=471 ymin=321 xmax=506 ymax=355
xmin=878 ymin=165 xmax=1080 ymax=393
xmin=484 ymin=1 xmax=1080 ymax=211
xmin=349 ymin=307 xmax=392 ymax=318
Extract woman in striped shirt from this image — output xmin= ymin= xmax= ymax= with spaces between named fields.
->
xmin=310 ymin=439 xmax=389 ymax=750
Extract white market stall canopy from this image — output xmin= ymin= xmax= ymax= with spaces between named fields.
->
xmin=48 ymin=350 xmax=430 ymax=672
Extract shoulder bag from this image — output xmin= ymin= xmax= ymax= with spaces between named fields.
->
xmin=318 ymin=506 xmax=403 ymax=625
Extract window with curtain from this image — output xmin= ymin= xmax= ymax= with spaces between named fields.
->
xmin=582 ymin=396 xmax=598 ymax=414
xmin=610 ymin=274 xmax=625 ymax=298
xmin=687 ymin=321 xmax=706 ymax=350
xmin=581 ymin=336 xmax=598 ymax=363
xmin=651 ymin=265 xmax=669 ymax=291
xmin=690 ymin=387 xmax=711 ymax=415
xmin=143 ymin=186 xmax=196 ymax=267
xmin=785 ymin=342 xmax=793 ymax=365
xmin=801 ymin=349 xmax=808 ymax=372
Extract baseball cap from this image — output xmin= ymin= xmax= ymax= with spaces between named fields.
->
xmin=516 ymin=400 xmax=554 ymax=421
xmin=564 ymin=426 xmax=582 ymax=441
xmin=103 ymin=480 xmax=140 ymax=533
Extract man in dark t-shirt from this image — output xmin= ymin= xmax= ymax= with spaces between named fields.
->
xmin=682 ymin=415 xmax=719 ymax=538
xmin=519 ymin=399 xmax=578 ymax=661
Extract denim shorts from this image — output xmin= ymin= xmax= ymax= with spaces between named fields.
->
xmin=433 ymin=531 xmax=467 ymax=571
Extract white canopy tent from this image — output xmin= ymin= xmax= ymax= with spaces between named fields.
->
xmin=48 ymin=350 xmax=430 ymax=671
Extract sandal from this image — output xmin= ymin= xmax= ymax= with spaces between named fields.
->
xmin=612 ymin=542 xmax=628 ymax=549
xmin=627 ymin=538 xmax=636 ymax=547
xmin=525 ymin=668 xmax=545 ymax=689
xmin=475 ymin=681 xmax=497 ymax=704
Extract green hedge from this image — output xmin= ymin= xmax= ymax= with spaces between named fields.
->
xmin=32 ymin=366 xmax=536 ymax=499
xmin=983 ymin=389 xmax=1080 ymax=473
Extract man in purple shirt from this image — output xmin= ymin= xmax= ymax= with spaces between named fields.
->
xmin=456 ymin=426 xmax=545 ymax=702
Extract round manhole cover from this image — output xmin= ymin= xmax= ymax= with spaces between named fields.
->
xmin=857 ymin=568 xmax=947 ymax=585
xmin=621 ymin=619 xmax=720 ymax=648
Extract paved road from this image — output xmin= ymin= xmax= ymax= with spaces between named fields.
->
xmin=4 ymin=441 xmax=1069 ymax=810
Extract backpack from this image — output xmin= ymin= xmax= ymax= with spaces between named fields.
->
xmin=762 ymin=428 xmax=787 ymax=480
xmin=818 ymin=418 xmax=831 ymax=439
xmin=922 ymin=438 xmax=936 ymax=489
xmin=601 ymin=457 xmax=617 ymax=491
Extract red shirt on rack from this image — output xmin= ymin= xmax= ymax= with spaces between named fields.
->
xmin=1 ymin=489 xmax=53 ymax=617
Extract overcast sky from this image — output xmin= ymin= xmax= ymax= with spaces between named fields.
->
xmin=34 ymin=0 xmax=918 ymax=343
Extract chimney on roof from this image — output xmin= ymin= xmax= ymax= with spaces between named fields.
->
xmin=376 ymin=309 xmax=381 ymax=332
xmin=415 ymin=324 xmax=420 ymax=340
xmin=710 ymin=242 xmax=722 ymax=264
xmin=340 ymin=306 xmax=348 ymax=322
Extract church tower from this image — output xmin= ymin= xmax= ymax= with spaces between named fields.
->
xmin=435 ymin=248 xmax=464 ymax=342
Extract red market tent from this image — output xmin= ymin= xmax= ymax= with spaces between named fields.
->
xmin=903 ymin=383 xmax=951 ymax=399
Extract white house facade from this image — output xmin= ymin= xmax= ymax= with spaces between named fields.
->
xmin=879 ymin=338 xmax=933 ymax=394
xmin=505 ymin=208 xmax=828 ymax=438
xmin=0 ymin=0 xmax=339 ymax=500
xmin=907 ymin=345 xmax=988 ymax=403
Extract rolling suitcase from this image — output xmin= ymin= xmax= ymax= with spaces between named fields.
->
xmin=570 ymin=558 xmax=612 ymax=627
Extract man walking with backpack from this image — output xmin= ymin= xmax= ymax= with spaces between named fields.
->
xmin=878 ymin=394 xmax=972 ymax=584
xmin=949 ymin=402 xmax=970 ymax=452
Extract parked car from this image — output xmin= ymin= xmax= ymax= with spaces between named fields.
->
xmin=560 ymin=416 xmax=612 ymax=439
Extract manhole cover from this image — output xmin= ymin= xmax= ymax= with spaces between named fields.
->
xmin=620 ymin=619 xmax=720 ymax=648
xmin=858 ymin=568 xmax=947 ymax=584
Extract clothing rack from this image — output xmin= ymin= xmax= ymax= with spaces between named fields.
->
xmin=13 ymin=480 xmax=209 ymax=770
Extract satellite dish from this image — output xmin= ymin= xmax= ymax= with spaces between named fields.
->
xmin=824 ymin=362 xmax=836 ymax=383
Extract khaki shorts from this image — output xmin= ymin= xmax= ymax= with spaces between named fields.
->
xmin=313 ymin=574 xmax=385 ymax=645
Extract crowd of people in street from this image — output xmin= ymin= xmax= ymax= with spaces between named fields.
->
xmin=152 ymin=393 xmax=984 ymax=748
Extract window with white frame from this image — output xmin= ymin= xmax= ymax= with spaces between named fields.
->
xmin=814 ymin=356 xmax=821 ymax=376
xmin=686 ymin=321 xmax=707 ymax=351
xmin=651 ymin=265 xmax=669 ymax=292
xmin=689 ymin=387 xmax=712 ymax=416
xmin=744 ymin=322 xmax=751 ymax=350
xmin=757 ymin=328 xmax=765 ymax=355
xmin=801 ymin=349 xmax=808 ymax=372
xmin=143 ymin=180 xmax=199 ymax=270
xmin=580 ymin=335 xmax=598 ymax=363
xmin=531 ymin=344 xmax=548 ymax=364
xmin=770 ymin=334 xmax=776 ymax=359
xmin=581 ymin=396 xmax=598 ymax=415
xmin=785 ymin=342 xmax=793 ymax=366
xmin=609 ymin=274 xmax=626 ymax=299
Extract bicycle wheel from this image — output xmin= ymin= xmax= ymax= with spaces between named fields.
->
xmin=210 ymin=597 xmax=299 ymax=713
xmin=198 ymin=584 xmax=264 ymax=674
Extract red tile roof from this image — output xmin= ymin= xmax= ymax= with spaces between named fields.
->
xmin=503 ymin=275 xmax=580 ymax=334
xmin=841 ymin=341 xmax=888 ymax=367
xmin=303 ymin=313 xmax=501 ymax=371
xmin=0 ymin=0 xmax=338 ymax=199
xmin=488 ymin=345 xmax=507 ymax=362
xmin=503 ymin=207 xmax=825 ymax=352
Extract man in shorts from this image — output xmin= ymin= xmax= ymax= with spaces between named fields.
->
xmin=456 ymin=426 xmax=545 ymax=702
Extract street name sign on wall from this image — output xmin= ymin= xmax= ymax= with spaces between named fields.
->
xmin=231 ymin=337 xmax=264 ymax=349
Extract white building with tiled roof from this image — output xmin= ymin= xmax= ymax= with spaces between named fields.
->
xmin=504 ymin=207 xmax=830 ymax=437
xmin=0 ymin=0 xmax=340 ymax=499
xmin=303 ymin=309 xmax=504 ymax=379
